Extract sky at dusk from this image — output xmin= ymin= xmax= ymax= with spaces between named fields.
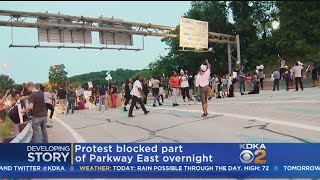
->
xmin=0 ymin=1 xmax=191 ymax=83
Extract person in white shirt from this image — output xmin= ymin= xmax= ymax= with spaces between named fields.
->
xmin=128 ymin=75 xmax=150 ymax=117
xmin=196 ymin=59 xmax=211 ymax=117
xmin=292 ymin=61 xmax=304 ymax=91
xmin=179 ymin=70 xmax=191 ymax=102
xmin=40 ymin=85 xmax=54 ymax=128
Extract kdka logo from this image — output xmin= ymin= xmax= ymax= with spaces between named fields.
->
xmin=239 ymin=144 xmax=267 ymax=164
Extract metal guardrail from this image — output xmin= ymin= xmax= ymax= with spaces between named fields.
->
xmin=10 ymin=121 xmax=33 ymax=143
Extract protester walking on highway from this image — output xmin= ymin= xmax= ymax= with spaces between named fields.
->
xmin=66 ymin=84 xmax=77 ymax=115
xmin=159 ymin=77 xmax=165 ymax=103
xmin=311 ymin=64 xmax=319 ymax=87
xmin=161 ymin=76 xmax=169 ymax=99
xmin=186 ymin=71 xmax=195 ymax=101
xmin=57 ymin=85 xmax=67 ymax=114
xmin=239 ymin=70 xmax=246 ymax=94
xmin=128 ymin=75 xmax=150 ymax=117
xmin=123 ymin=78 xmax=140 ymax=111
xmin=258 ymin=69 xmax=265 ymax=90
xmin=284 ymin=66 xmax=291 ymax=91
xmin=40 ymin=85 xmax=54 ymax=128
xmin=179 ymin=70 xmax=191 ymax=103
xmin=142 ymin=79 xmax=149 ymax=104
xmin=272 ymin=68 xmax=280 ymax=91
xmin=25 ymin=82 xmax=48 ymax=143
xmin=289 ymin=66 xmax=295 ymax=89
xmin=111 ymin=83 xmax=118 ymax=108
xmin=98 ymin=84 xmax=107 ymax=111
xmin=293 ymin=62 xmax=304 ymax=91
xmin=196 ymin=59 xmax=211 ymax=117
xmin=151 ymin=76 xmax=162 ymax=107
xmin=170 ymin=71 xmax=180 ymax=107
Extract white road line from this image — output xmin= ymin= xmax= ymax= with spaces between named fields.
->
xmin=207 ymin=100 xmax=320 ymax=104
xmin=182 ymin=100 xmax=320 ymax=105
xmin=153 ymin=107 xmax=320 ymax=132
xmin=53 ymin=116 xmax=86 ymax=143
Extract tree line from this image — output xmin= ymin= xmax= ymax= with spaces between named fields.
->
xmin=67 ymin=1 xmax=320 ymax=88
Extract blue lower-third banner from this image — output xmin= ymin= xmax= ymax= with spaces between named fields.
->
xmin=0 ymin=143 xmax=320 ymax=178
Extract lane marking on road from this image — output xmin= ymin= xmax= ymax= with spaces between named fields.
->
xmin=53 ymin=116 xmax=86 ymax=143
xmin=206 ymin=100 xmax=320 ymax=105
xmin=152 ymin=107 xmax=320 ymax=132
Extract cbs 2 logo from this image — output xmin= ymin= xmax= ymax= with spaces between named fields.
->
xmin=240 ymin=150 xmax=266 ymax=164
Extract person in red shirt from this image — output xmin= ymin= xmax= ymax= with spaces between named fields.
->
xmin=169 ymin=71 xmax=180 ymax=106
xmin=245 ymin=73 xmax=253 ymax=91
xmin=76 ymin=95 xmax=88 ymax=110
xmin=76 ymin=101 xmax=86 ymax=110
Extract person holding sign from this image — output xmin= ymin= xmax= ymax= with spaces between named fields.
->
xmin=277 ymin=54 xmax=286 ymax=79
xmin=196 ymin=59 xmax=211 ymax=117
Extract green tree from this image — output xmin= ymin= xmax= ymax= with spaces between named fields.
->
xmin=48 ymin=64 xmax=68 ymax=86
xmin=274 ymin=1 xmax=320 ymax=62
xmin=155 ymin=1 xmax=235 ymax=76
xmin=0 ymin=74 xmax=15 ymax=94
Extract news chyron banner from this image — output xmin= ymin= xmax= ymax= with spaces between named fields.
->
xmin=0 ymin=143 xmax=319 ymax=178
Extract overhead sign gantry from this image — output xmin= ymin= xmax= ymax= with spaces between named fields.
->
xmin=0 ymin=10 xmax=240 ymax=73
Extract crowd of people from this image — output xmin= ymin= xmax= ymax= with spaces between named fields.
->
xmin=0 ymin=56 xmax=318 ymax=143
xmin=0 ymin=82 xmax=91 ymax=143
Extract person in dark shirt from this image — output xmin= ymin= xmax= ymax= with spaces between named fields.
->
xmin=228 ymin=83 xmax=235 ymax=98
xmin=311 ymin=65 xmax=319 ymax=87
xmin=142 ymin=79 xmax=149 ymax=104
xmin=25 ymin=82 xmax=48 ymax=143
xmin=57 ymin=85 xmax=67 ymax=114
xmin=123 ymin=78 xmax=140 ymax=111
xmin=98 ymin=84 xmax=107 ymax=111
xmin=66 ymin=84 xmax=77 ymax=115
xmin=187 ymin=72 xmax=194 ymax=100
xmin=284 ymin=66 xmax=291 ymax=91
xmin=239 ymin=70 xmax=246 ymax=94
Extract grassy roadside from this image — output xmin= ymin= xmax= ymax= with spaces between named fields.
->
xmin=0 ymin=118 xmax=13 ymax=138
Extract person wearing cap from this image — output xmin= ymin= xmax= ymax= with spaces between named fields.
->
xmin=196 ymin=59 xmax=211 ymax=117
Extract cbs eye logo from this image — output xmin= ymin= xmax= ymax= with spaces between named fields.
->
xmin=239 ymin=144 xmax=267 ymax=164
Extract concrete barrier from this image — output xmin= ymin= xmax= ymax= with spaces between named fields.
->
xmin=10 ymin=121 xmax=33 ymax=143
